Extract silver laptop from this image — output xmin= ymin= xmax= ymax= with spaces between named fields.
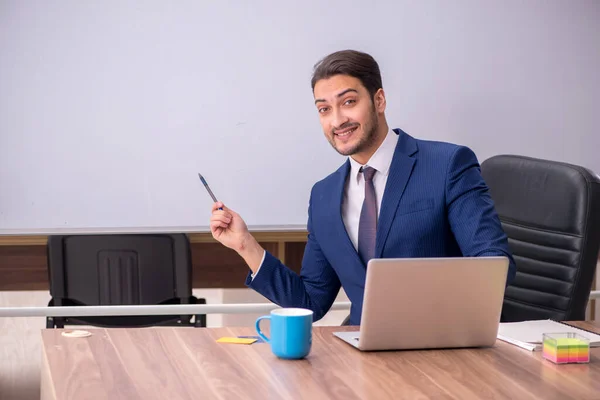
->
xmin=334 ymin=257 xmax=509 ymax=351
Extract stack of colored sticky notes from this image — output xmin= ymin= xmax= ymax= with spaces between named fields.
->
xmin=542 ymin=333 xmax=590 ymax=364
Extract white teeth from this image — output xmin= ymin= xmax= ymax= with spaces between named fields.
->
xmin=336 ymin=127 xmax=357 ymax=137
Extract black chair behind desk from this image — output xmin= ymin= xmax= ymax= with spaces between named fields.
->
xmin=481 ymin=155 xmax=600 ymax=322
xmin=46 ymin=233 xmax=206 ymax=328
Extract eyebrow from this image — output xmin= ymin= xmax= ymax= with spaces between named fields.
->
xmin=314 ymin=88 xmax=359 ymax=104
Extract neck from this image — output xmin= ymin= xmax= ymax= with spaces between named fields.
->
xmin=351 ymin=119 xmax=389 ymax=165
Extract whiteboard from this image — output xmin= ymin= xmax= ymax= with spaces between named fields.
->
xmin=1 ymin=0 xmax=599 ymax=232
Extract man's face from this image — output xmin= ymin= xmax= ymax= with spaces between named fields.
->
xmin=313 ymin=74 xmax=383 ymax=158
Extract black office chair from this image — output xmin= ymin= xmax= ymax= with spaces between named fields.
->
xmin=46 ymin=233 xmax=206 ymax=328
xmin=481 ymin=155 xmax=600 ymax=322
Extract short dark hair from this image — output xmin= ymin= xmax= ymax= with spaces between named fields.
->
xmin=311 ymin=50 xmax=382 ymax=98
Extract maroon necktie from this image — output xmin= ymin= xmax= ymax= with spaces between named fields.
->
xmin=358 ymin=166 xmax=377 ymax=265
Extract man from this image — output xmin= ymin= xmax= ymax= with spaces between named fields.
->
xmin=209 ymin=50 xmax=516 ymax=325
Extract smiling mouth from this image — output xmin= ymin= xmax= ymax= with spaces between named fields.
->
xmin=334 ymin=126 xmax=358 ymax=137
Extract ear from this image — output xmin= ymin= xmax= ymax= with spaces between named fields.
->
xmin=373 ymin=88 xmax=386 ymax=113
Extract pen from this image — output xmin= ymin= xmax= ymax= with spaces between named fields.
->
xmin=198 ymin=173 xmax=223 ymax=210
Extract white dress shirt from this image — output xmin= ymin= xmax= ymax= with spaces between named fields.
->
xmin=343 ymin=129 xmax=398 ymax=250
xmin=252 ymin=129 xmax=398 ymax=277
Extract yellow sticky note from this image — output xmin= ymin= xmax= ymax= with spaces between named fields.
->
xmin=217 ymin=337 xmax=257 ymax=345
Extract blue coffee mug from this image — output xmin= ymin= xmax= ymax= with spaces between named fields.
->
xmin=255 ymin=308 xmax=313 ymax=359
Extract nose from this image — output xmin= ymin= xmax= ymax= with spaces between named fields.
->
xmin=332 ymin=108 xmax=349 ymax=130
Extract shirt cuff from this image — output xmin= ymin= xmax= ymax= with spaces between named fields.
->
xmin=250 ymin=250 xmax=267 ymax=280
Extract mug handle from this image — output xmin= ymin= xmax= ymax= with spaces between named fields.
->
xmin=255 ymin=315 xmax=271 ymax=343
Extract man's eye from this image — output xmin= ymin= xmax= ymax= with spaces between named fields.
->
xmin=344 ymin=99 xmax=356 ymax=105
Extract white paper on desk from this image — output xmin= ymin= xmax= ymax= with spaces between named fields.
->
xmin=496 ymin=334 xmax=537 ymax=351
xmin=497 ymin=320 xmax=600 ymax=351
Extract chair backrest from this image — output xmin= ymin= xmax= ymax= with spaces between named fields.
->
xmin=47 ymin=233 xmax=193 ymax=306
xmin=481 ymin=155 xmax=600 ymax=321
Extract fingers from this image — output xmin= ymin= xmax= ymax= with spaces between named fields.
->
xmin=211 ymin=201 xmax=228 ymax=212
xmin=209 ymin=202 xmax=245 ymax=240
xmin=210 ymin=211 xmax=231 ymax=229
xmin=210 ymin=216 xmax=230 ymax=232
xmin=211 ymin=201 xmax=232 ymax=217
xmin=211 ymin=202 xmax=241 ymax=219
xmin=210 ymin=220 xmax=228 ymax=232
xmin=211 ymin=211 xmax=231 ymax=222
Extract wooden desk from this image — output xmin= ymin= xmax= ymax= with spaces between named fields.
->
xmin=41 ymin=323 xmax=600 ymax=400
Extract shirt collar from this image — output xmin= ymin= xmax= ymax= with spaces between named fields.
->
xmin=348 ymin=129 xmax=398 ymax=183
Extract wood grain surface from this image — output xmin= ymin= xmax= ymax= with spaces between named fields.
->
xmin=41 ymin=322 xmax=600 ymax=400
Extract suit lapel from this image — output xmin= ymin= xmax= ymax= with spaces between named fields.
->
xmin=331 ymin=160 xmax=364 ymax=266
xmin=375 ymin=129 xmax=418 ymax=257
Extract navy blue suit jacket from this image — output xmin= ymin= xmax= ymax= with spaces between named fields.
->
xmin=247 ymin=128 xmax=516 ymax=325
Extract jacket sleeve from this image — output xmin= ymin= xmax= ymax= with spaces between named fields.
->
xmin=246 ymin=189 xmax=342 ymax=321
xmin=445 ymin=145 xmax=517 ymax=284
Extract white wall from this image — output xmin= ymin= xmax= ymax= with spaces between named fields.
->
xmin=1 ymin=0 xmax=598 ymax=231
